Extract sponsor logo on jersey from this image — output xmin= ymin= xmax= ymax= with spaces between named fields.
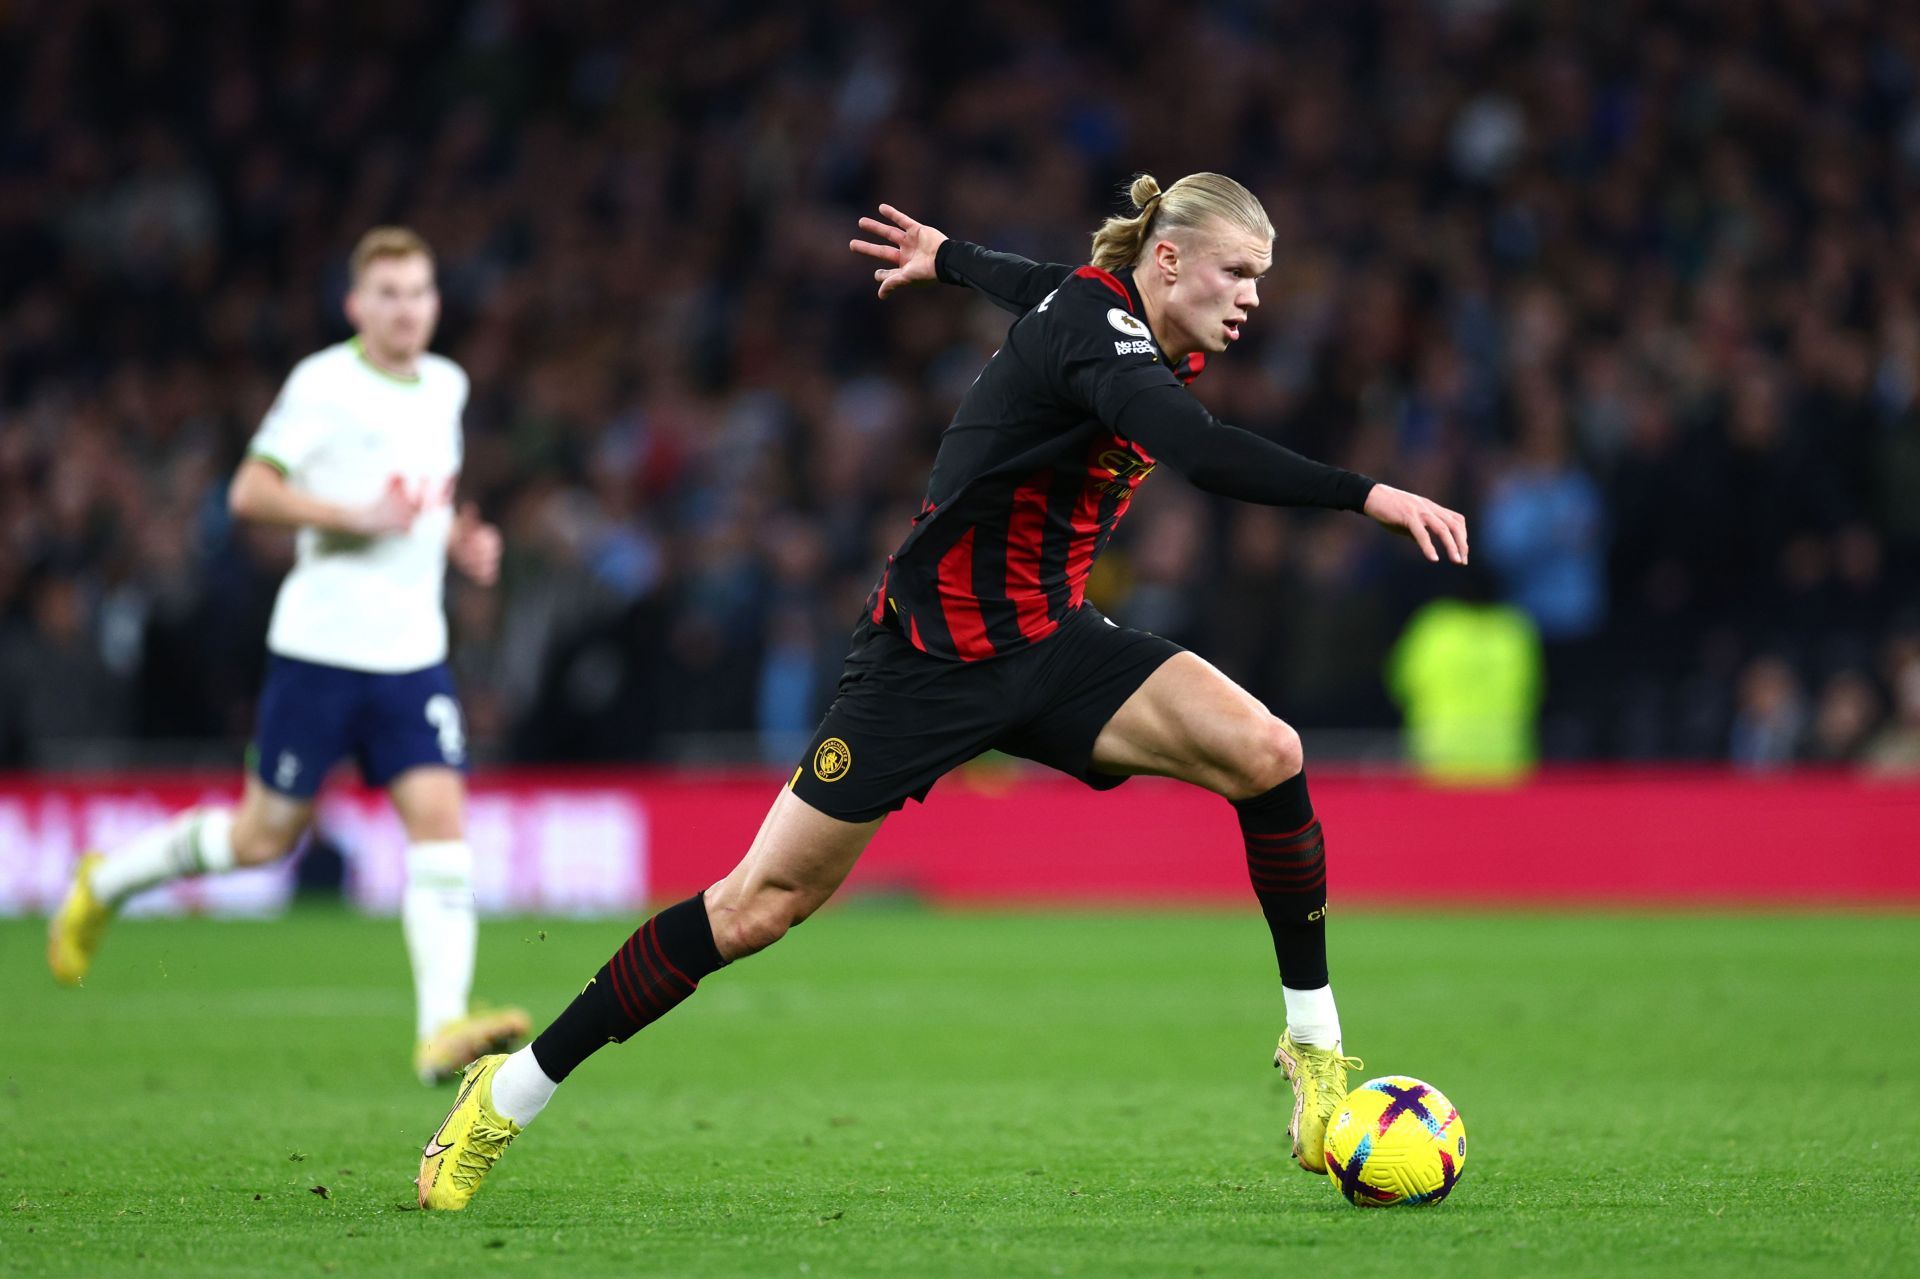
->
xmin=1107 ymin=308 xmax=1151 ymax=338
xmin=812 ymin=737 xmax=853 ymax=783
xmin=1113 ymin=339 xmax=1156 ymax=355
xmin=1095 ymin=447 xmax=1157 ymax=499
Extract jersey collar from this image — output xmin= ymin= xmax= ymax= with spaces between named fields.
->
xmin=1113 ymin=267 xmax=1206 ymax=386
xmin=350 ymin=336 xmax=424 ymax=385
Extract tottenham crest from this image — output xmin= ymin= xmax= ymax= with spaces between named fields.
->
xmin=813 ymin=737 xmax=853 ymax=782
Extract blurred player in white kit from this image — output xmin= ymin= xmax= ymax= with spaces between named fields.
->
xmin=47 ymin=227 xmax=529 ymax=1084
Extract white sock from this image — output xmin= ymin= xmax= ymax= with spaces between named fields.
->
xmin=490 ymin=1046 xmax=557 ymax=1126
xmin=1283 ymin=984 xmax=1343 ymax=1049
xmin=403 ymin=840 xmax=477 ymax=1040
xmin=90 ymin=808 xmax=236 ymax=906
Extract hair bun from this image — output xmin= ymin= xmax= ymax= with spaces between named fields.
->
xmin=1089 ymin=171 xmax=1271 ymax=272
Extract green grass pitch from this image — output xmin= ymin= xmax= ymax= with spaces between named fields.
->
xmin=5 ymin=905 xmax=1918 ymax=1277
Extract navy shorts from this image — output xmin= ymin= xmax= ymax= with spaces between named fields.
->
xmin=251 ymin=655 xmax=468 ymax=798
xmin=789 ymin=604 xmax=1184 ymax=823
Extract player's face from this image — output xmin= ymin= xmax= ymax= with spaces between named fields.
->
xmin=1159 ymin=225 xmax=1271 ymax=355
xmin=346 ymin=253 xmax=440 ymax=364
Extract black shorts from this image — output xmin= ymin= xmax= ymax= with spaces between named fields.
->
xmin=789 ymin=604 xmax=1185 ymax=823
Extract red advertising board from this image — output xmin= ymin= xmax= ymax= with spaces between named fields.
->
xmin=1 ymin=767 xmax=1914 ymax=915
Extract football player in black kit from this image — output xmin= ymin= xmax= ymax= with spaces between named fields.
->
xmin=417 ymin=173 xmax=1469 ymax=1210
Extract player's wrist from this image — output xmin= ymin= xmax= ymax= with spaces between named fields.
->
xmin=933 ymin=237 xmax=966 ymax=285
xmin=338 ymin=501 xmax=390 ymax=536
xmin=1353 ymin=478 xmax=1385 ymax=515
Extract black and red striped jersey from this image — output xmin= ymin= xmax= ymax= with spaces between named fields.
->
xmin=867 ymin=238 xmax=1376 ymax=663
xmin=867 ymin=256 xmax=1203 ymax=661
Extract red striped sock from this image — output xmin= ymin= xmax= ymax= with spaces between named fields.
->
xmin=605 ymin=912 xmax=699 ymax=1027
xmin=530 ymin=894 xmax=726 ymax=1082
xmin=1235 ymin=772 xmax=1330 ymax=990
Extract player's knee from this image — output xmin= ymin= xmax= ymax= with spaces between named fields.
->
xmin=1227 ymin=715 xmax=1303 ymax=798
xmin=230 ymin=821 xmax=300 ymax=867
xmin=710 ymin=903 xmax=792 ymax=960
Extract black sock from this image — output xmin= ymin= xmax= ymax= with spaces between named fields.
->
xmin=1235 ymin=771 xmax=1329 ymax=990
xmin=530 ymin=893 xmax=727 ymax=1082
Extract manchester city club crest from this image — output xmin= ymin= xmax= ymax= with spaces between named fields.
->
xmin=813 ymin=737 xmax=852 ymax=782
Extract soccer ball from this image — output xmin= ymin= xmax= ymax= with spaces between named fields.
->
xmin=1323 ymin=1075 xmax=1466 ymax=1207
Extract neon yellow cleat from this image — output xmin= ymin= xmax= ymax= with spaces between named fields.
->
xmin=1274 ymin=1032 xmax=1363 ymax=1174
xmin=417 ymin=1053 xmax=520 ymax=1211
xmin=414 ymin=1006 xmax=533 ymax=1085
xmin=47 ymin=852 xmax=109 ymax=986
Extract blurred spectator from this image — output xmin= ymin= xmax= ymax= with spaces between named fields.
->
xmin=1729 ymin=656 xmax=1807 ymax=771
xmin=1202 ymin=506 xmax=1302 ymax=718
xmin=1481 ymin=379 xmax=1608 ymax=636
xmin=1386 ymin=568 xmax=1543 ymax=784
xmin=1863 ymin=650 xmax=1920 ymax=775
xmin=1481 ymin=375 xmax=1607 ymax=756
xmin=1807 ymin=670 xmax=1882 ymax=765
xmin=0 ymin=570 xmax=131 ymax=763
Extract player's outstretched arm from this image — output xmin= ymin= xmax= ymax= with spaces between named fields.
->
xmin=1110 ymin=387 xmax=1466 ymax=563
xmin=228 ymin=460 xmax=421 ymax=537
xmin=851 ymin=204 xmax=1071 ymax=314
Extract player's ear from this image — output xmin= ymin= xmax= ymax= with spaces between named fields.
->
xmin=342 ymin=289 xmax=361 ymax=328
xmin=1151 ymin=237 xmax=1180 ymax=282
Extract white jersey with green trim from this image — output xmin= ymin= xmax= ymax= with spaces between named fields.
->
xmin=248 ymin=339 xmax=468 ymax=673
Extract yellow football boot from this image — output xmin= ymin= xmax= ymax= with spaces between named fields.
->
xmin=414 ymin=1006 xmax=533 ymax=1085
xmin=418 ymin=1053 xmax=521 ymax=1211
xmin=47 ymin=852 xmax=110 ymax=986
xmin=1274 ymin=1032 xmax=1363 ymax=1174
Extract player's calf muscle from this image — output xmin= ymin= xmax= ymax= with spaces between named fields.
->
xmin=703 ymin=895 xmax=796 ymax=960
xmin=705 ymin=873 xmax=844 ymax=959
xmin=703 ymin=791 xmax=879 ymax=960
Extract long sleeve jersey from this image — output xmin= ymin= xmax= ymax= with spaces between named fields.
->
xmin=864 ymin=240 xmax=1375 ymax=662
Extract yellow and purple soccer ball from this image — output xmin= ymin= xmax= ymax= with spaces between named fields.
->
xmin=1323 ymin=1075 xmax=1466 ymax=1207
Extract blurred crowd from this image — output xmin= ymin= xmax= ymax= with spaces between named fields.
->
xmin=4 ymin=0 xmax=1920 ymax=771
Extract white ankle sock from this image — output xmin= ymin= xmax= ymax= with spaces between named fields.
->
xmin=90 ymin=808 xmax=236 ymax=906
xmin=1283 ymin=984 xmax=1342 ymax=1049
xmin=403 ymin=841 xmax=477 ymax=1039
xmin=490 ymin=1047 xmax=557 ymax=1126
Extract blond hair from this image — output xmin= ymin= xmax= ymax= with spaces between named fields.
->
xmin=348 ymin=226 xmax=434 ymax=283
xmin=1089 ymin=173 xmax=1273 ymax=270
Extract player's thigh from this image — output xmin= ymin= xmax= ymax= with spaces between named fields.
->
xmin=703 ymin=788 xmax=884 ymax=960
xmin=790 ymin=619 xmax=1016 ymax=822
xmin=358 ymin=664 xmax=470 ymax=795
xmin=387 ymin=765 xmax=467 ymax=843
xmin=231 ymin=775 xmax=316 ymax=866
xmin=1089 ymin=651 xmax=1302 ymax=800
xmin=251 ymin=654 xmax=355 ymax=805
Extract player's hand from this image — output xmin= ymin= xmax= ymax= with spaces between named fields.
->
xmin=448 ymin=501 xmax=502 ymax=586
xmin=350 ymin=475 xmax=424 ymax=537
xmin=1362 ymin=484 xmax=1469 ymax=564
xmin=850 ymin=204 xmax=947 ymax=299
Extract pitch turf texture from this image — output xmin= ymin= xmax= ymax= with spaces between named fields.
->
xmin=6 ymin=908 xmax=1917 ymax=1278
